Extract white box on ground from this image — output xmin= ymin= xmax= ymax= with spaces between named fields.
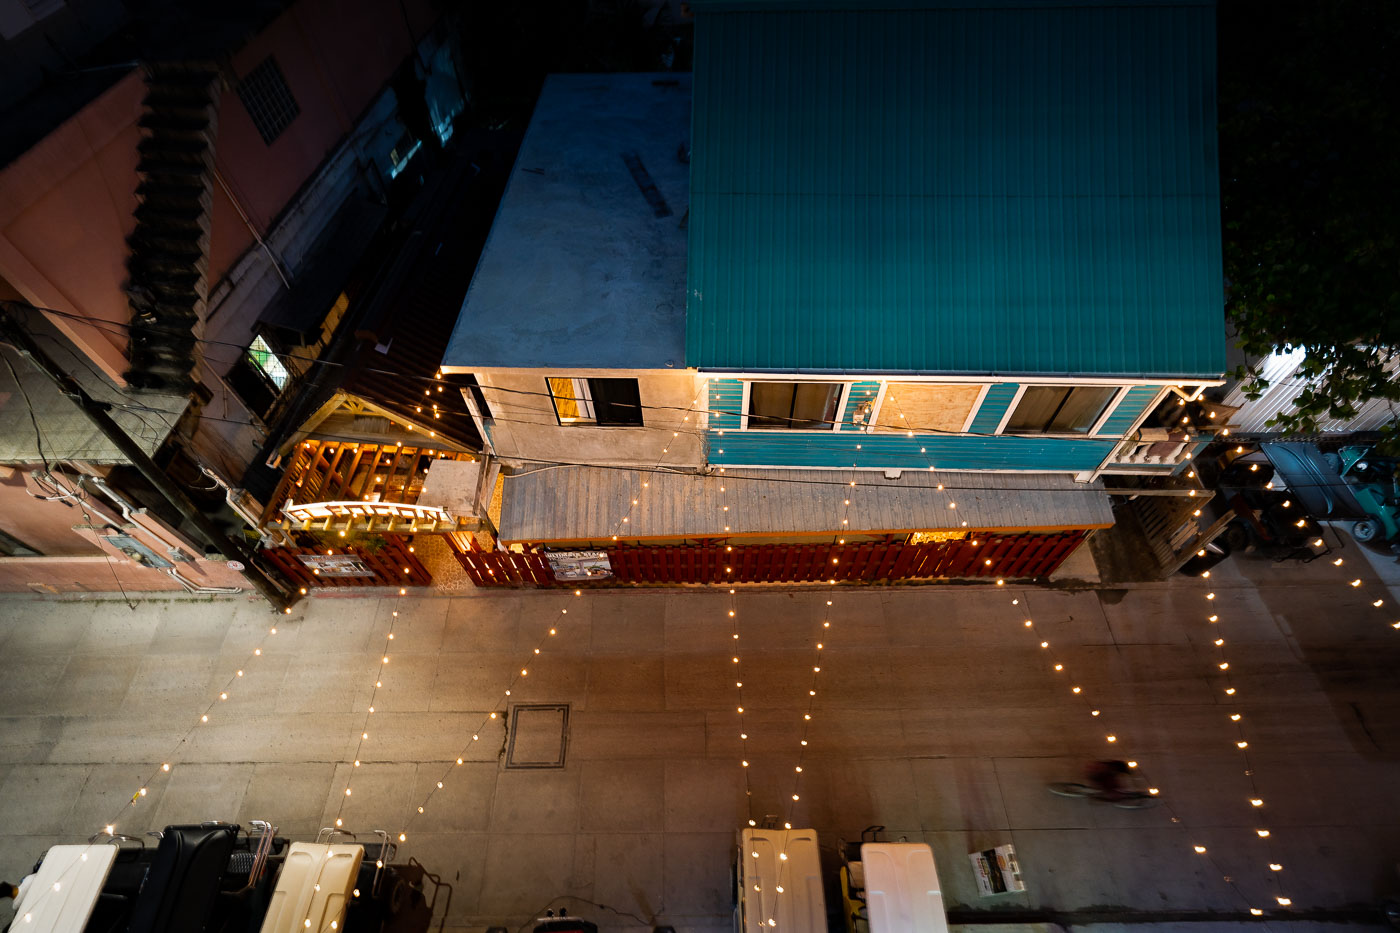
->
xmin=968 ymin=844 xmax=1025 ymax=897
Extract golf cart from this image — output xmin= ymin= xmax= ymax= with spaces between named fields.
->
xmin=1261 ymin=442 xmax=1400 ymax=555
xmin=3 ymin=822 xmax=449 ymax=933
xmin=840 ymin=827 xmax=948 ymax=933
xmin=734 ymin=827 xmax=826 ymax=933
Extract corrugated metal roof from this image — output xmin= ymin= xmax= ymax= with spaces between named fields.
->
xmin=687 ymin=3 xmax=1224 ymax=378
xmin=1221 ymin=353 xmax=1400 ymax=435
xmin=500 ymin=466 xmax=1112 ymax=542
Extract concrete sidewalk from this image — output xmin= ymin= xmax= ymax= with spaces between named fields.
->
xmin=1 ymin=549 xmax=1398 ymax=931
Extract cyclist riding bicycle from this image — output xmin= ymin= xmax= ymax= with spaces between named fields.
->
xmin=1085 ymin=759 xmax=1132 ymax=801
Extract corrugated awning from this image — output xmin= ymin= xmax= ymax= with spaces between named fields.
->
xmin=500 ymin=466 xmax=1113 ymax=543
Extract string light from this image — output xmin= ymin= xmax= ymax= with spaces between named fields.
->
xmin=409 ymin=385 xmax=710 ymax=834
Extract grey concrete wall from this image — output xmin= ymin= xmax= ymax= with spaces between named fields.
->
xmin=479 ymin=370 xmax=705 ymax=469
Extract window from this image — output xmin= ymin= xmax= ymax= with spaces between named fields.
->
xmin=228 ymin=335 xmax=290 ymax=420
xmin=1004 ymin=386 xmax=1118 ymax=434
xmin=387 ymin=130 xmax=423 ymax=180
xmin=875 ymin=384 xmax=982 ymax=433
xmin=237 ymin=56 xmax=300 ymax=145
xmin=247 ymin=335 xmax=289 ymax=388
xmin=547 ymin=378 xmax=643 ymax=426
xmin=747 ymin=382 xmax=842 ymax=430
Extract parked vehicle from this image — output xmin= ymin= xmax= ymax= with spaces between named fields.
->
xmin=2 ymin=823 xmax=448 ymax=933
xmin=1325 ymin=446 xmax=1400 ymax=552
xmin=734 ymin=827 xmax=825 ymax=933
xmin=1190 ymin=444 xmax=1328 ymax=564
xmin=840 ymin=827 xmax=948 ymax=933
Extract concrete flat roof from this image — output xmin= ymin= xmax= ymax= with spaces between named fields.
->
xmin=442 ymin=73 xmax=691 ymax=372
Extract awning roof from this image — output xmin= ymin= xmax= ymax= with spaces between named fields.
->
xmin=500 ymin=466 xmax=1113 ymax=543
xmin=686 ymin=1 xmax=1225 ymax=377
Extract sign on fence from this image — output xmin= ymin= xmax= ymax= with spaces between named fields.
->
xmin=544 ymin=550 xmax=613 ymax=581
xmin=297 ymin=554 xmax=376 ymax=578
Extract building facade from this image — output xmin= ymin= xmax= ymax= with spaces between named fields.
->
xmin=439 ymin=0 xmax=1226 ymax=584
xmin=0 ymin=0 xmax=467 ymax=594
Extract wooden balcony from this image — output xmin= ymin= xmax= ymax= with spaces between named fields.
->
xmin=263 ymin=439 xmax=476 ymax=525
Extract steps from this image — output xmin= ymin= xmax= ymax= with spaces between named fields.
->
xmin=124 ymin=61 xmax=221 ymax=394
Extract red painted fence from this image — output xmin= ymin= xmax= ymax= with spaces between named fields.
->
xmin=262 ymin=537 xmax=433 ymax=589
xmin=447 ymin=532 xmax=1084 ymax=588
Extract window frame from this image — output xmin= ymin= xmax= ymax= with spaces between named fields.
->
xmin=739 ymin=380 xmax=848 ymax=432
xmin=246 ymin=334 xmax=290 ymax=390
xmin=546 ymin=377 xmax=644 ymax=427
xmin=236 ymin=55 xmax=301 ymax=146
xmin=996 ymin=384 xmax=1127 ymax=436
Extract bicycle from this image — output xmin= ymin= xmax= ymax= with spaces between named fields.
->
xmin=1047 ymin=761 xmax=1161 ymax=809
xmin=1046 ymin=781 xmax=1160 ymax=808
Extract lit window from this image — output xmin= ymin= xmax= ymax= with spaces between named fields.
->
xmin=1005 ymin=386 xmax=1117 ymax=434
xmin=247 ymin=335 xmax=289 ymax=389
xmin=387 ymin=131 xmax=423 ymax=180
xmin=547 ymin=378 xmax=642 ymax=426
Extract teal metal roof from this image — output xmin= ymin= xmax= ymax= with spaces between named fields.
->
xmin=686 ymin=2 xmax=1224 ymax=378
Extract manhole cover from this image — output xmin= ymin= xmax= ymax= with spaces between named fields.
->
xmin=505 ymin=703 xmax=569 ymax=769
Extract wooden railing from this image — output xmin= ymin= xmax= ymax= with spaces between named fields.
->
xmin=447 ymin=532 xmax=1085 ymax=588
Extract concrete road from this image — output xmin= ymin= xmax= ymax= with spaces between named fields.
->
xmin=1 ymin=541 xmax=1398 ymax=932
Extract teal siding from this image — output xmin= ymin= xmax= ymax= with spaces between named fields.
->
xmin=1097 ymin=386 xmax=1163 ymax=437
xmin=967 ymin=384 xmax=1020 ymax=434
xmin=687 ymin=4 xmax=1223 ymax=377
xmin=709 ymin=378 xmax=743 ymax=431
xmin=709 ymin=432 xmax=1113 ymax=472
xmin=840 ymin=381 xmax=882 ymax=431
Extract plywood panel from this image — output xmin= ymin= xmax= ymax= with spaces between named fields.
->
xmin=876 ymin=384 xmax=982 ymax=433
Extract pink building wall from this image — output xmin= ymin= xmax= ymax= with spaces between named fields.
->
xmin=0 ymin=71 xmax=144 ymax=383
xmin=0 ymin=466 xmax=249 ymax=594
xmin=0 ymin=0 xmax=437 ymax=381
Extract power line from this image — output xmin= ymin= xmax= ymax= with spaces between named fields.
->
xmin=9 ymin=299 xmax=1212 ymax=440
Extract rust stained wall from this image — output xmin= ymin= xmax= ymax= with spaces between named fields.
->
xmin=0 ymin=467 xmax=103 ymax=555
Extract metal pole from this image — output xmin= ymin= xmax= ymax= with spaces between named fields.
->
xmin=0 ymin=311 xmax=296 ymax=611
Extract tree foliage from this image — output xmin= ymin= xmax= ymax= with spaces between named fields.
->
xmin=1218 ymin=0 xmax=1400 ymax=436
